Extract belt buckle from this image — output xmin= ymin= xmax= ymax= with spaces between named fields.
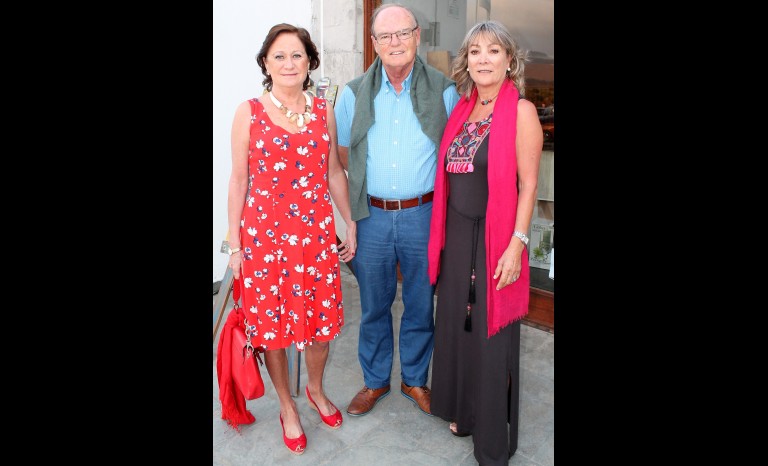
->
xmin=385 ymin=199 xmax=401 ymax=211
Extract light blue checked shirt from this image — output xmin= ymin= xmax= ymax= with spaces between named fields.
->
xmin=335 ymin=65 xmax=459 ymax=200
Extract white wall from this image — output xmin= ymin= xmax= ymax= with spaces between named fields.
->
xmin=213 ymin=0 xmax=363 ymax=284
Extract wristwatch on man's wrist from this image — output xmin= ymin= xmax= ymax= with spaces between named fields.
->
xmin=513 ymin=231 xmax=529 ymax=247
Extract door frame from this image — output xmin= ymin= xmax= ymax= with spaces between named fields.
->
xmin=364 ymin=0 xmax=379 ymax=70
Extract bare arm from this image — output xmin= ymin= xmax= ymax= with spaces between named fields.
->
xmin=227 ymin=100 xmax=252 ymax=279
xmin=337 ymin=144 xmax=349 ymax=172
xmin=493 ymin=98 xmax=543 ymax=289
xmin=325 ymin=106 xmax=357 ymax=262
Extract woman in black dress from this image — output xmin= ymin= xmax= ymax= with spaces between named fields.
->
xmin=427 ymin=21 xmax=543 ymax=465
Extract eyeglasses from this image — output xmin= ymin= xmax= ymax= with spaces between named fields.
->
xmin=374 ymin=26 xmax=418 ymax=45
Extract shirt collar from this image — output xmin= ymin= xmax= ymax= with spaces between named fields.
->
xmin=380 ymin=64 xmax=414 ymax=93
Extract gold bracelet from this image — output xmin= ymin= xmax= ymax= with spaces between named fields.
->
xmin=228 ymin=247 xmax=242 ymax=255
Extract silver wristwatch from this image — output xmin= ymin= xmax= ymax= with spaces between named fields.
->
xmin=513 ymin=231 xmax=529 ymax=247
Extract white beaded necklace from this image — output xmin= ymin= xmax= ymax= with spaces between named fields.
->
xmin=269 ymin=91 xmax=312 ymax=128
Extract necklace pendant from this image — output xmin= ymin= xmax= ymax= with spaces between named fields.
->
xmin=269 ymin=91 xmax=313 ymax=128
xmin=480 ymin=94 xmax=497 ymax=105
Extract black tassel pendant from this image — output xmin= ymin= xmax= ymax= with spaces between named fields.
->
xmin=464 ymin=217 xmax=481 ymax=333
xmin=464 ymin=304 xmax=472 ymax=332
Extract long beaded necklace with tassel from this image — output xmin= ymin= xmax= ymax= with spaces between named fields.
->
xmin=269 ymin=91 xmax=312 ymax=128
xmin=465 ymin=216 xmax=481 ymax=332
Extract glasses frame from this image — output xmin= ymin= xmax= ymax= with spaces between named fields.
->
xmin=373 ymin=26 xmax=419 ymax=45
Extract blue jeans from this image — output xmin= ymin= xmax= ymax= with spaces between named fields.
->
xmin=350 ymin=198 xmax=435 ymax=389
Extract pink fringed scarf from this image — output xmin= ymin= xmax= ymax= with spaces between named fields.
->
xmin=428 ymin=79 xmax=529 ymax=337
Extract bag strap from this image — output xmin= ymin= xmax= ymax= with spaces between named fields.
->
xmin=232 ymin=276 xmax=241 ymax=307
xmin=232 ymin=277 xmax=262 ymax=361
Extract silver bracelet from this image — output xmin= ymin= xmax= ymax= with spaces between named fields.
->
xmin=513 ymin=231 xmax=529 ymax=247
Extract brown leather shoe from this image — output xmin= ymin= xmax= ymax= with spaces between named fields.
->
xmin=400 ymin=382 xmax=433 ymax=416
xmin=346 ymin=385 xmax=391 ymax=416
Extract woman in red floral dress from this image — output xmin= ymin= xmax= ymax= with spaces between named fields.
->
xmin=225 ymin=23 xmax=356 ymax=454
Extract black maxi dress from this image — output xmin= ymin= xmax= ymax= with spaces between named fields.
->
xmin=430 ymin=117 xmax=521 ymax=466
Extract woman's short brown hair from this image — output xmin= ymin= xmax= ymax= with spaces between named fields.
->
xmin=256 ymin=23 xmax=320 ymax=91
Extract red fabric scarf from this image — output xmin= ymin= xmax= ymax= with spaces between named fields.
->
xmin=216 ymin=284 xmax=257 ymax=431
xmin=428 ymin=79 xmax=529 ymax=337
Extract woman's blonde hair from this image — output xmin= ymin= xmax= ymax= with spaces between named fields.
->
xmin=451 ymin=20 xmax=529 ymax=99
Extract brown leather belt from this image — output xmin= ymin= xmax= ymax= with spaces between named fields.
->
xmin=369 ymin=192 xmax=434 ymax=211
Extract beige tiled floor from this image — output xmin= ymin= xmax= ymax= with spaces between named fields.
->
xmin=213 ymin=266 xmax=554 ymax=465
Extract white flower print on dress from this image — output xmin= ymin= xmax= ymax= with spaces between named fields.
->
xmin=258 ymin=292 xmax=266 ymax=301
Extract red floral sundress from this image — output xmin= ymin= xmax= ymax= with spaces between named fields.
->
xmin=238 ymin=96 xmax=344 ymax=351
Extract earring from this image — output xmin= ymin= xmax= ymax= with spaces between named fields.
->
xmin=466 ymin=68 xmax=469 ymax=72
xmin=507 ymin=67 xmax=511 ymax=71
xmin=267 ymin=71 xmax=270 ymax=76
